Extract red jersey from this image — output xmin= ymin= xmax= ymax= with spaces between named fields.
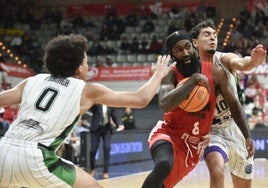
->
xmin=148 ymin=61 xmax=216 ymax=188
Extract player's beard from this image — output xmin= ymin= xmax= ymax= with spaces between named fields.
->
xmin=208 ymin=49 xmax=216 ymax=54
xmin=175 ymin=55 xmax=201 ymax=77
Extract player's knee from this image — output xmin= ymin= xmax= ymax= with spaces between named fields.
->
xmin=209 ymin=166 xmax=225 ymax=180
xmin=155 ymin=160 xmax=173 ymax=177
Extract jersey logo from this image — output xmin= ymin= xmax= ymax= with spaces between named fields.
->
xmin=245 ymin=164 xmax=253 ymax=174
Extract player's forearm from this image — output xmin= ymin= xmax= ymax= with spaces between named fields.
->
xmin=135 ymin=72 xmax=163 ymax=107
xmin=240 ymin=56 xmax=261 ymax=71
xmin=135 ymin=55 xmax=171 ymax=108
xmin=237 ymin=121 xmax=251 ymax=139
xmin=231 ymin=107 xmax=252 ymax=139
xmin=230 ymin=56 xmax=255 ymax=71
xmin=159 ymin=76 xmax=197 ymax=112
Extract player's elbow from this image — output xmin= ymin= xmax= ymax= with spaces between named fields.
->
xmin=140 ymin=100 xmax=150 ymax=108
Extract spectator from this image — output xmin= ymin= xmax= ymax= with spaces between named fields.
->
xmin=72 ymin=118 xmax=89 ymax=164
xmin=95 ymin=58 xmax=104 ymax=67
xmin=119 ymin=35 xmax=131 ymax=54
xmin=149 ymin=35 xmax=161 ymax=54
xmin=88 ymin=37 xmax=105 ymax=55
xmin=136 ymin=4 xmax=152 ymax=19
xmin=167 ymin=20 xmax=180 ymax=35
xmin=125 ymin=10 xmax=139 ymax=27
xmin=254 ymin=20 xmax=266 ymax=38
xmin=169 ymin=6 xmax=180 ymax=19
xmin=101 ymin=7 xmax=124 ymax=40
xmin=42 ymin=8 xmax=55 ymax=23
xmin=75 ymin=117 xmax=90 ymax=137
xmin=21 ymin=31 xmax=32 ymax=55
xmin=244 ymin=80 xmax=257 ymax=104
xmin=57 ymin=131 xmax=79 ymax=162
xmin=59 ymin=18 xmax=73 ymax=34
xmin=121 ymin=107 xmax=136 ymax=130
xmin=113 ymin=16 xmax=126 ymax=40
xmin=254 ymin=6 xmax=267 ymax=25
xmin=197 ymin=0 xmax=208 ymax=13
xmin=102 ymin=36 xmax=117 ymax=54
xmin=72 ymin=16 xmax=85 ymax=28
xmin=159 ymin=37 xmax=168 ymax=55
xmin=130 ymin=36 xmax=140 ymax=54
xmin=105 ymin=57 xmax=117 ymax=67
xmin=10 ymin=33 xmax=23 ymax=56
xmin=149 ymin=2 xmax=162 ymax=19
xmin=142 ymin=19 xmax=155 ymax=33
xmin=99 ymin=23 xmax=110 ymax=40
xmin=1 ymin=75 xmax=11 ymax=90
xmin=2 ymin=6 xmax=15 ymax=28
xmin=230 ymin=27 xmax=242 ymax=44
xmin=79 ymin=26 xmax=94 ymax=41
xmin=238 ymin=4 xmax=252 ymax=26
xmin=206 ymin=5 xmax=216 ymax=18
xmin=140 ymin=35 xmax=150 ymax=54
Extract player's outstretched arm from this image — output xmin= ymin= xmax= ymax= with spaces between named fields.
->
xmin=221 ymin=44 xmax=267 ymax=71
xmin=0 ymin=78 xmax=29 ymax=107
xmin=81 ymin=55 xmax=174 ymax=113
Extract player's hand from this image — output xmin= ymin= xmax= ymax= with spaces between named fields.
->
xmin=245 ymin=137 xmax=255 ymax=159
xmin=251 ymin=44 xmax=267 ymax=66
xmin=151 ymin=55 xmax=176 ymax=79
xmin=191 ymin=73 xmax=210 ymax=93
xmin=197 ymin=135 xmax=210 ymax=159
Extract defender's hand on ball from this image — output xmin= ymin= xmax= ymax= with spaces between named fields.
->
xmin=192 ymin=73 xmax=210 ymax=93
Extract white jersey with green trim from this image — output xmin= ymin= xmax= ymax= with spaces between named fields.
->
xmin=4 ymin=73 xmax=85 ymax=147
xmin=212 ymin=52 xmax=238 ymax=128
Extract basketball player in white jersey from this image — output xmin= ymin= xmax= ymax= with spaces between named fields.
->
xmin=0 ymin=34 xmax=172 ymax=188
xmin=190 ymin=19 xmax=266 ymax=188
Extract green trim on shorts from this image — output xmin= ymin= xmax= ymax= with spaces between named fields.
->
xmin=38 ymin=144 xmax=76 ymax=186
xmin=49 ymin=115 xmax=81 ymax=150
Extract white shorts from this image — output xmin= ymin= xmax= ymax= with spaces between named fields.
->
xmin=205 ymin=119 xmax=254 ymax=180
xmin=0 ymin=137 xmax=75 ymax=188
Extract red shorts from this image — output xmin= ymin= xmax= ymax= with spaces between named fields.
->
xmin=149 ymin=132 xmax=200 ymax=188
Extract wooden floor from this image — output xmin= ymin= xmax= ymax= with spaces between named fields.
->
xmin=98 ymin=159 xmax=268 ymax=188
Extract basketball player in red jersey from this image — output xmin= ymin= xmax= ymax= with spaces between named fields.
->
xmin=141 ymin=30 xmax=255 ymax=188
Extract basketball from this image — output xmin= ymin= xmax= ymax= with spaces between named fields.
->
xmin=177 ymin=77 xmax=209 ymax=112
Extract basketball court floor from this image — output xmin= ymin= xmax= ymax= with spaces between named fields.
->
xmin=93 ymin=158 xmax=268 ymax=188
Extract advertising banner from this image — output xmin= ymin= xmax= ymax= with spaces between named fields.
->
xmin=87 ymin=66 xmax=152 ymax=81
xmin=0 ymin=62 xmax=35 ymax=78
